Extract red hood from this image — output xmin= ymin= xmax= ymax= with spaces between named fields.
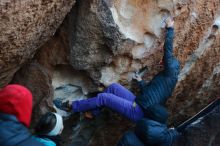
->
xmin=0 ymin=84 xmax=33 ymax=127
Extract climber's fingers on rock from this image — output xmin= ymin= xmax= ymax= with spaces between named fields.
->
xmin=165 ymin=17 xmax=174 ymax=28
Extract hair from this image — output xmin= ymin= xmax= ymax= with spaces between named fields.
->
xmin=35 ymin=112 xmax=57 ymax=135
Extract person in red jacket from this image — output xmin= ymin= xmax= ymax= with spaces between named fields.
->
xmin=0 ymin=84 xmax=44 ymax=146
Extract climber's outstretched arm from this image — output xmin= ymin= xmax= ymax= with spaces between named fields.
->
xmin=163 ymin=18 xmax=180 ymax=77
xmin=163 ymin=27 xmax=174 ymax=70
xmin=163 ymin=18 xmax=174 ymax=71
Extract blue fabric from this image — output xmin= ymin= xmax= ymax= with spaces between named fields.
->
xmin=135 ymin=28 xmax=180 ymax=110
xmin=117 ymin=131 xmax=145 ymax=146
xmin=135 ymin=118 xmax=180 ymax=146
xmin=166 ymin=128 xmax=180 ymax=146
xmin=72 ymin=83 xmax=144 ymax=122
xmin=37 ymin=135 xmax=62 ymax=146
xmin=33 ymin=136 xmax=56 ymax=146
xmin=145 ymin=104 xmax=169 ymax=124
xmin=0 ymin=113 xmax=44 ymax=146
xmin=17 ymin=138 xmax=46 ymax=146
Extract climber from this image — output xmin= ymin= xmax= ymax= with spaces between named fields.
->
xmin=117 ymin=104 xmax=180 ymax=146
xmin=34 ymin=112 xmax=64 ymax=146
xmin=0 ymin=84 xmax=44 ymax=146
xmin=54 ymin=17 xmax=180 ymax=122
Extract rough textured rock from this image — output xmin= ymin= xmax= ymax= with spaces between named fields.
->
xmin=0 ymin=0 xmax=75 ymax=87
xmin=67 ymin=0 xmax=135 ymax=85
xmin=61 ymin=111 xmax=133 ymax=146
xmin=174 ymin=104 xmax=220 ymax=146
xmin=66 ymin=0 xmax=220 ymax=124
xmin=170 ymin=41 xmax=220 ymax=125
xmin=12 ymin=61 xmax=55 ymax=126
xmin=10 ymin=24 xmax=71 ymax=125
xmin=52 ymin=65 xmax=96 ymax=95
xmin=1 ymin=0 xmax=220 ymax=145
xmin=11 ymin=23 xmax=97 ymax=126
xmin=55 ymin=0 xmax=220 ymax=145
xmin=87 ymin=113 xmax=133 ymax=146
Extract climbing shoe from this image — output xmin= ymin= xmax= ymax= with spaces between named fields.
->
xmin=53 ymin=98 xmax=71 ymax=111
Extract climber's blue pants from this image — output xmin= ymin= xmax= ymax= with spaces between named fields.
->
xmin=72 ymin=83 xmax=144 ymax=122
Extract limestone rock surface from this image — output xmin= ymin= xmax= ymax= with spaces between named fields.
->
xmin=1 ymin=0 xmax=220 ymax=145
xmin=12 ymin=62 xmax=55 ymax=126
xmin=174 ymin=104 xmax=220 ymax=146
xmin=62 ymin=0 xmax=220 ymax=145
xmin=66 ymin=0 xmax=220 ymax=124
xmin=0 ymin=0 xmax=75 ymax=87
xmin=67 ymin=0 xmax=135 ymax=85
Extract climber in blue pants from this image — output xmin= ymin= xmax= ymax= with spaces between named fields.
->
xmin=54 ymin=17 xmax=180 ymax=122
xmin=73 ymin=83 xmax=144 ymax=122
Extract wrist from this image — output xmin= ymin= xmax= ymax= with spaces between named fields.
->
xmin=137 ymin=78 xmax=142 ymax=82
xmin=166 ymin=27 xmax=174 ymax=30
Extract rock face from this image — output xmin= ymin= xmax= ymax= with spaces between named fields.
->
xmin=1 ymin=0 xmax=220 ymax=145
xmin=12 ymin=62 xmax=55 ymax=126
xmin=68 ymin=0 xmax=135 ymax=85
xmin=174 ymin=104 xmax=220 ymax=146
xmin=0 ymin=0 xmax=75 ymax=87
xmin=67 ymin=0 xmax=220 ymax=124
xmin=170 ymin=41 xmax=220 ymax=124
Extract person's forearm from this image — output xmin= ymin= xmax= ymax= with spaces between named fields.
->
xmin=163 ymin=27 xmax=174 ymax=69
xmin=164 ymin=27 xmax=174 ymax=57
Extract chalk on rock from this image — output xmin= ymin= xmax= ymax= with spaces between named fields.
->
xmin=143 ymin=33 xmax=155 ymax=49
xmin=213 ymin=17 xmax=220 ymax=28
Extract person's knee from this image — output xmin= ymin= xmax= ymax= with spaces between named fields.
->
xmin=98 ymin=93 xmax=108 ymax=97
xmin=97 ymin=93 xmax=111 ymax=100
xmin=97 ymin=93 xmax=112 ymax=105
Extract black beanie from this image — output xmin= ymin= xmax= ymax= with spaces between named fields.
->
xmin=144 ymin=104 xmax=169 ymax=124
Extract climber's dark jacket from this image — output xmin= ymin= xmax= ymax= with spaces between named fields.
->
xmin=117 ymin=119 xmax=179 ymax=146
xmin=0 ymin=113 xmax=44 ymax=146
xmin=117 ymin=104 xmax=179 ymax=146
xmin=135 ymin=28 xmax=180 ymax=111
xmin=135 ymin=118 xmax=179 ymax=146
xmin=117 ymin=131 xmax=145 ymax=146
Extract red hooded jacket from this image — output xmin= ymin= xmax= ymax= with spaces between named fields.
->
xmin=0 ymin=84 xmax=33 ymax=127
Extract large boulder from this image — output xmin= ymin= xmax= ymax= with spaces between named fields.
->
xmin=10 ymin=22 xmax=70 ymax=125
xmin=0 ymin=0 xmax=75 ymax=87
xmin=60 ymin=0 xmax=220 ymax=145
xmin=11 ymin=24 xmax=96 ymax=126
xmin=12 ymin=62 xmax=55 ymax=126
xmin=66 ymin=0 xmax=220 ymax=123
xmin=174 ymin=103 xmax=220 ymax=146
xmin=170 ymin=41 xmax=220 ymax=124
xmin=67 ymin=0 xmax=136 ymax=85
xmin=3 ymin=0 xmax=220 ymax=145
